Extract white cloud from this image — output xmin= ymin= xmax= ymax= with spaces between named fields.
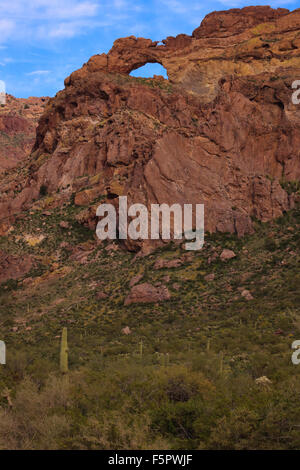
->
xmin=0 ymin=0 xmax=297 ymax=47
xmin=48 ymin=22 xmax=84 ymax=39
xmin=27 ymin=70 xmax=50 ymax=75
xmin=0 ymin=0 xmax=148 ymax=43
xmin=0 ymin=0 xmax=99 ymax=19
xmin=45 ymin=1 xmax=99 ymax=19
xmin=0 ymin=0 xmax=101 ymax=42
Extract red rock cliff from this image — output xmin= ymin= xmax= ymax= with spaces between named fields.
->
xmin=0 ymin=95 xmax=48 ymax=174
xmin=1 ymin=6 xmax=300 ymax=249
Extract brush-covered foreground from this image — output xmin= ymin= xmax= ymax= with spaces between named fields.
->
xmin=0 ymin=200 xmax=299 ymax=450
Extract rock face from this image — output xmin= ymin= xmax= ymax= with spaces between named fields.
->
xmin=0 ymin=95 xmax=48 ymax=174
xmin=1 ymin=7 xmax=300 ymax=248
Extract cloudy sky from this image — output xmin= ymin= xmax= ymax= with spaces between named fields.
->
xmin=0 ymin=0 xmax=298 ymax=97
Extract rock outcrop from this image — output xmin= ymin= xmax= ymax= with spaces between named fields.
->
xmin=0 ymin=94 xmax=48 ymax=174
xmin=0 ymin=250 xmax=34 ymax=283
xmin=63 ymin=5 xmax=295 ymax=103
xmin=124 ymin=282 xmax=171 ymax=305
xmin=1 ymin=6 xmax=300 ymax=249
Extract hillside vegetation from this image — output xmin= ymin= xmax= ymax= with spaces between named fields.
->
xmin=0 ymin=198 xmax=299 ymax=449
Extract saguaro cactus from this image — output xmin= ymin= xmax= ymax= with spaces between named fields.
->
xmin=60 ymin=327 xmax=69 ymax=373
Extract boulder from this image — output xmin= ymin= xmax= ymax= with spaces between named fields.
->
xmin=220 ymin=249 xmax=236 ymax=261
xmin=124 ymin=282 xmax=171 ymax=305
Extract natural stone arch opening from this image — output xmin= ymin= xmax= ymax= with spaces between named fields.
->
xmin=130 ymin=62 xmax=168 ymax=80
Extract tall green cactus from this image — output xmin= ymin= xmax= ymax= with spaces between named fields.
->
xmin=60 ymin=327 xmax=69 ymax=374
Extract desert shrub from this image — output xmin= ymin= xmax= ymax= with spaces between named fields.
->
xmin=0 ymin=375 xmax=72 ymax=450
xmin=66 ymin=409 xmax=168 ymax=450
xmin=207 ymin=408 xmax=260 ymax=449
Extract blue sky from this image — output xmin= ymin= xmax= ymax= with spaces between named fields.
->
xmin=0 ymin=0 xmax=298 ymax=98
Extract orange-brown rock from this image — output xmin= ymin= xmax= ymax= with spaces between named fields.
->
xmin=63 ymin=6 xmax=300 ymax=103
xmin=1 ymin=7 xmax=300 ymax=249
xmin=124 ymin=282 xmax=171 ymax=305
xmin=220 ymin=249 xmax=236 ymax=261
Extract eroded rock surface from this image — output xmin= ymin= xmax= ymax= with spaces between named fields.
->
xmin=0 ymin=95 xmax=48 ymax=174
xmin=1 ymin=6 xmax=300 ymax=249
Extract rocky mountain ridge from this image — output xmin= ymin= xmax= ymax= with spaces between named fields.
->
xmin=0 ymin=6 xmax=300 ymax=251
